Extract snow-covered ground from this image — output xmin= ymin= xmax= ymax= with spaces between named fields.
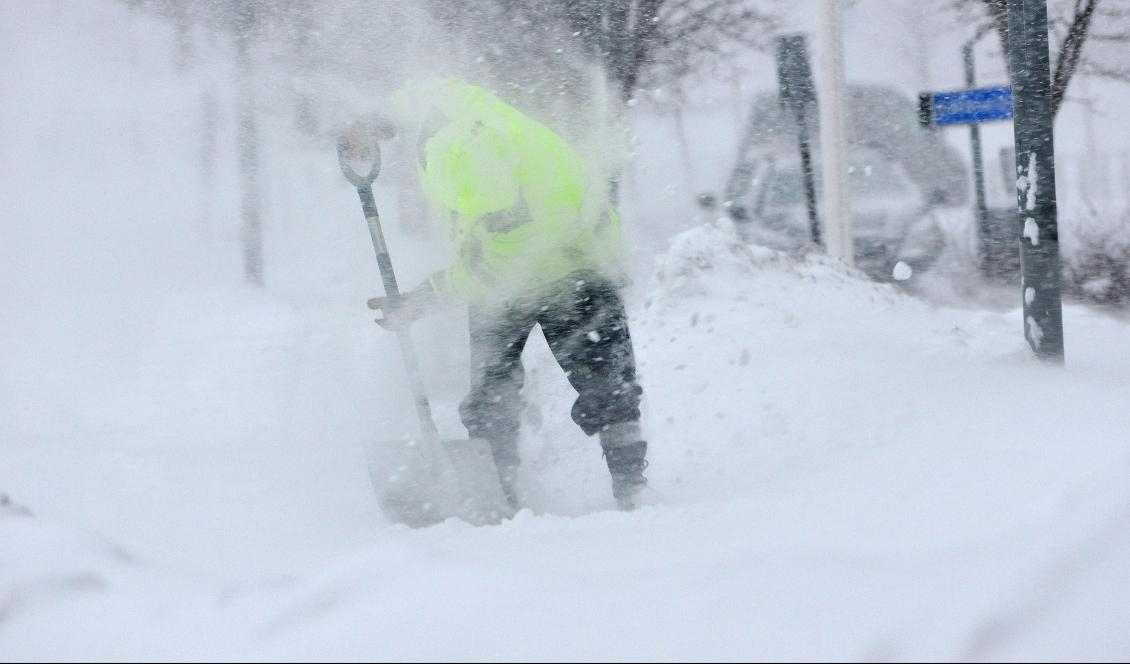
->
xmin=3 ymin=2 xmax=1130 ymax=661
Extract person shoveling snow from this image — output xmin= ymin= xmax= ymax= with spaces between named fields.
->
xmin=350 ymin=77 xmax=650 ymax=520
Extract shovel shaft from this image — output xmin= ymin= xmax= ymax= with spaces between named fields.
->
xmin=337 ymin=132 xmax=511 ymax=527
xmin=357 ymin=184 xmax=401 ymax=301
xmin=355 ymin=183 xmax=440 ymax=442
xmin=395 ymin=328 xmax=441 ymax=442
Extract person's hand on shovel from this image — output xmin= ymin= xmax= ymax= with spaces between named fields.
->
xmin=367 ymin=283 xmax=439 ymax=330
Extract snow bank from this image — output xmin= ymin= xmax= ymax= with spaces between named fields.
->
xmin=7 ymin=220 xmax=1130 ymax=660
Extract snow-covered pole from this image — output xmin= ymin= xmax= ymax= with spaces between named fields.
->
xmin=816 ymin=0 xmax=852 ymax=265
xmin=1007 ymin=0 xmax=1064 ymax=362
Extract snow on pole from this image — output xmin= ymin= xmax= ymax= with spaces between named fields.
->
xmin=816 ymin=0 xmax=853 ymax=266
xmin=1007 ymin=0 xmax=1064 ymax=362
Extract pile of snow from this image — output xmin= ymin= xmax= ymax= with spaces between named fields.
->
xmin=5 ymin=220 xmax=1130 ymax=660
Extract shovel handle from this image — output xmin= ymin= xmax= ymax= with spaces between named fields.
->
xmin=354 ymin=183 xmax=403 ymax=303
xmin=339 ymin=133 xmax=439 ymax=442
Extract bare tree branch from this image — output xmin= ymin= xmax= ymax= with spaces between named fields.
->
xmin=1050 ymin=0 xmax=1098 ymax=115
xmin=948 ymin=0 xmax=1128 ymax=119
xmin=439 ymin=0 xmax=781 ymax=104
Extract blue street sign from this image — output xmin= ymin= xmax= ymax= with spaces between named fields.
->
xmin=931 ymin=86 xmax=1013 ymax=126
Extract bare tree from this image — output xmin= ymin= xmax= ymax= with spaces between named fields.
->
xmin=125 ymin=0 xmax=283 ymax=286
xmin=124 ymin=0 xmax=790 ymax=256
xmin=232 ymin=0 xmax=263 ymax=286
xmin=427 ymin=0 xmax=784 ymax=105
xmin=947 ymin=0 xmax=1130 ymax=117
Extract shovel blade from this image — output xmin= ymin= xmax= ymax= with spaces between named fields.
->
xmin=365 ymin=436 xmax=512 ymax=527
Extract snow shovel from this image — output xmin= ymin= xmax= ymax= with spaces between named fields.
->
xmin=337 ymin=127 xmax=511 ymax=527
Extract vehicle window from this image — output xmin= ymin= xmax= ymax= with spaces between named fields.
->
xmin=847 ymin=160 xmax=910 ymax=197
xmin=765 ymin=169 xmax=807 ymax=208
xmin=758 ymin=156 xmax=914 ymax=210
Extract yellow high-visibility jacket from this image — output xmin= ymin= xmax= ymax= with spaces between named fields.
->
xmin=394 ymin=78 xmax=623 ymax=305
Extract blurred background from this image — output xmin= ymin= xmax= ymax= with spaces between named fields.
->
xmin=5 ymin=0 xmax=1127 ymax=308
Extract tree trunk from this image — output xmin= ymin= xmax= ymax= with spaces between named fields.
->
xmin=984 ymin=0 xmax=1098 ymax=118
xmin=198 ymin=88 xmax=218 ymax=240
xmin=235 ymin=5 xmax=263 ymax=287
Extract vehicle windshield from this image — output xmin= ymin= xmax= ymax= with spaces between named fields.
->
xmin=847 ymin=158 xmax=910 ymax=197
xmin=764 ymin=169 xmax=808 ymax=208
xmin=761 ymin=156 xmax=913 ymax=209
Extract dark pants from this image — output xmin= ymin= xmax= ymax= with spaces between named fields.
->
xmin=459 ymin=274 xmax=643 ymax=465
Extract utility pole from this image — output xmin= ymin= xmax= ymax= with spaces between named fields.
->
xmin=816 ymin=0 xmax=853 ymax=265
xmin=1007 ymin=0 xmax=1064 ymax=362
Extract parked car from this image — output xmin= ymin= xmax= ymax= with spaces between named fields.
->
xmin=708 ymin=84 xmax=969 ymax=283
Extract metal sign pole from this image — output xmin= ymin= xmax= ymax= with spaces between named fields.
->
xmin=962 ymin=41 xmax=991 ymax=275
xmin=1006 ymin=0 xmax=1065 ymax=362
xmin=776 ymin=35 xmax=821 ymax=247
